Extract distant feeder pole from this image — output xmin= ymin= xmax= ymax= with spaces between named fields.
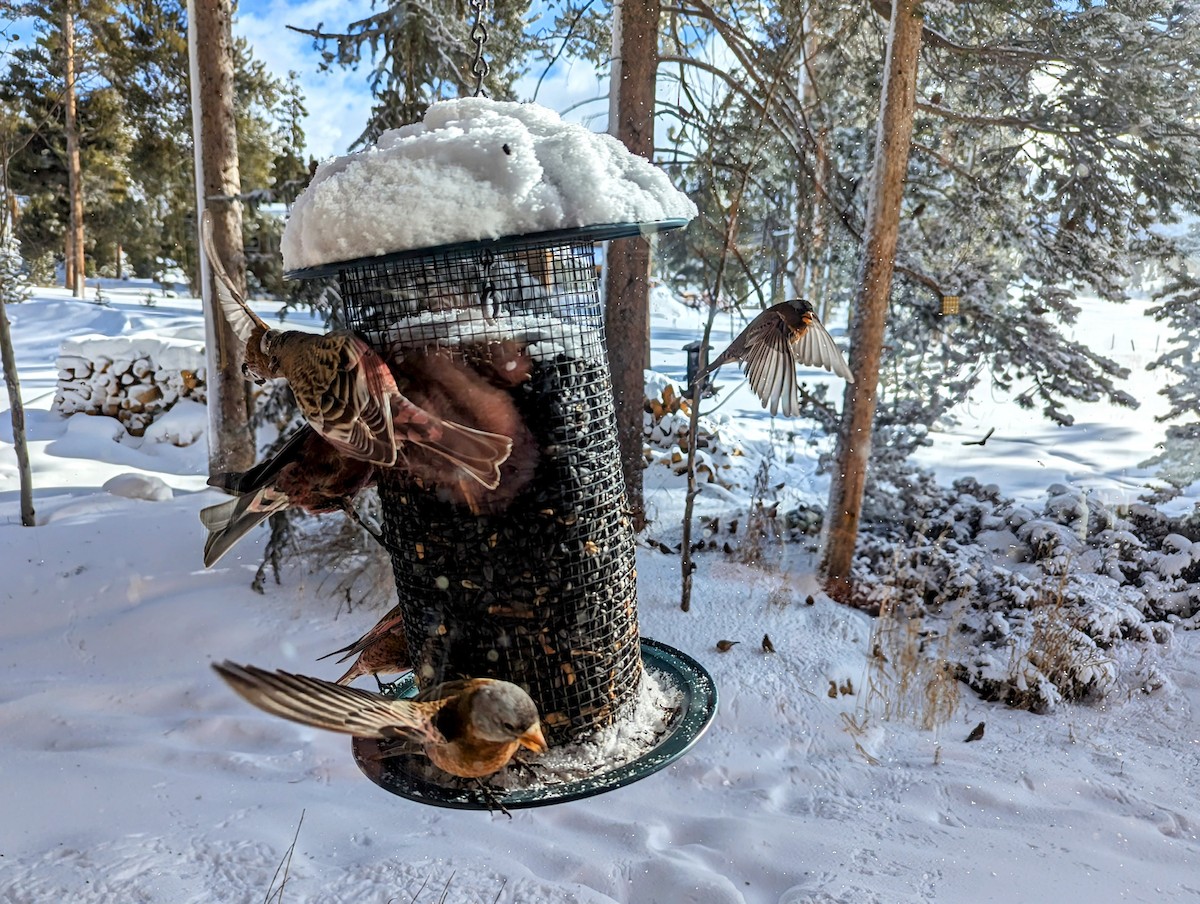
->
xmin=684 ymin=340 xmax=712 ymax=397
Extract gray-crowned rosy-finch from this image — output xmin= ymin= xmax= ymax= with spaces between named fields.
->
xmin=697 ymin=298 xmax=854 ymax=417
xmin=213 ymin=661 xmax=548 ymax=779
xmin=318 ymin=605 xmax=411 ymax=687
xmin=199 ymin=425 xmax=377 ymax=567
xmin=201 ymin=211 xmax=512 ymax=485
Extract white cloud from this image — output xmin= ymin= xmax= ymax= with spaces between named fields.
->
xmin=233 ymin=0 xmax=377 ymax=160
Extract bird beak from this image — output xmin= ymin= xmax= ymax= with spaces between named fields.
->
xmin=517 ymin=723 xmax=548 ymax=753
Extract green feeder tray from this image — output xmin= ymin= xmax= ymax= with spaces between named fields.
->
xmin=351 ymin=638 xmax=718 ymax=810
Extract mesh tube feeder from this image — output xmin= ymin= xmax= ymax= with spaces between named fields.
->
xmin=286 ymin=220 xmax=717 ymax=808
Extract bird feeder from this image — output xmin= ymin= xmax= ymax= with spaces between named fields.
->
xmin=283 ymin=99 xmax=716 ymax=807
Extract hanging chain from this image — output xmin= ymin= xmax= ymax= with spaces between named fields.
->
xmin=468 ymin=0 xmax=490 ymax=97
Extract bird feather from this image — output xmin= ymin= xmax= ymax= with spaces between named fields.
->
xmin=201 ymin=210 xmax=268 ymax=342
xmin=789 ymin=313 xmax=855 ymax=383
xmin=213 ymin=661 xmax=446 ymax=744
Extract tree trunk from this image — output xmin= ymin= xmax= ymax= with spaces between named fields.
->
xmin=63 ymin=2 xmax=85 ymax=298
xmin=64 ymin=225 xmax=73 ymax=292
xmin=0 ymin=296 xmax=34 ymax=526
xmin=820 ymin=0 xmax=922 ymax=600
xmin=604 ymin=0 xmax=659 ymax=531
xmin=188 ymin=0 xmax=254 ymax=475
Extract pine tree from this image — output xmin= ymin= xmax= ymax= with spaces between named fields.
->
xmin=287 ymin=0 xmax=537 ymax=140
xmin=1145 ymin=223 xmax=1200 ymax=495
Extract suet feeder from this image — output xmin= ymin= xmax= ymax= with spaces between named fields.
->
xmin=287 ymin=211 xmax=716 ymax=806
xmin=941 ymin=295 xmax=961 ymax=316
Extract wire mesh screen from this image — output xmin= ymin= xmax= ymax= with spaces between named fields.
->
xmin=337 ymin=237 xmax=642 ymax=745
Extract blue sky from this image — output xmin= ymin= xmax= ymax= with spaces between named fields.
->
xmin=1 ymin=0 xmax=608 ymax=161
xmin=233 ymin=0 xmax=377 ymax=158
xmin=233 ymin=0 xmax=610 ymax=160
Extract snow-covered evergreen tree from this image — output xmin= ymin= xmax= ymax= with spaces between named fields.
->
xmin=1145 ymin=221 xmax=1200 ymax=495
xmin=0 ymin=231 xmax=31 ymax=307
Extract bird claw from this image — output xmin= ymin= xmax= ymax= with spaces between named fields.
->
xmin=506 ymin=757 xmax=543 ymax=781
xmin=344 ymin=505 xmax=385 ymax=545
xmin=472 ymin=779 xmax=513 ymax=818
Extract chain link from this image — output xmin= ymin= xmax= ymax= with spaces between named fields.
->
xmin=468 ymin=0 xmax=490 ymax=97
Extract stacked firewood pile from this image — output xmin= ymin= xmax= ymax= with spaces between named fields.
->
xmin=53 ymin=334 xmax=206 ymax=435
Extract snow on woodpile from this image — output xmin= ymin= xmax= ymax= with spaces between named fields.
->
xmin=281 ymin=97 xmax=697 ymax=270
xmin=54 ymin=331 xmax=206 ymax=437
xmin=643 ymin=370 xmax=746 ymax=489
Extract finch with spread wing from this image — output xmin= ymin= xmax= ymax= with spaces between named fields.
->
xmin=201 ymin=211 xmax=512 ymax=485
xmin=697 ymin=298 xmax=854 ymax=417
xmin=213 ymin=662 xmax=548 ymax=779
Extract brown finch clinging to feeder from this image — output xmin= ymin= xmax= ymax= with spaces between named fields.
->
xmin=697 ymin=298 xmax=854 ymax=417
xmin=201 ymin=211 xmax=513 ymax=486
xmin=213 ymin=662 xmax=548 ymax=779
xmin=391 ymin=348 xmax=540 ymax=514
xmin=200 ymin=425 xmax=378 ymax=567
xmin=319 ymin=604 xmax=412 ymax=687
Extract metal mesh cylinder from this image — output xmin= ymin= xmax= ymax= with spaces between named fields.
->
xmin=336 ymin=236 xmax=641 ymax=743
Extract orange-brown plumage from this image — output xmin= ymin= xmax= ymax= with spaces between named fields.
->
xmin=213 ymin=662 xmax=548 ymax=779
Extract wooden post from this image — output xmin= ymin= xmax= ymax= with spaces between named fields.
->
xmin=188 ymin=0 xmax=254 ymax=475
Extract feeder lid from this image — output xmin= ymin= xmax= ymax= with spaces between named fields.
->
xmin=281 ymin=97 xmax=697 ymax=274
xmin=351 ymin=637 xmax=718 ymax=810
xmin=284 ymin=219 xmax=690 ymax=279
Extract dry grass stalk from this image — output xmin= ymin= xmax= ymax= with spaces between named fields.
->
xmin=860 ymin=550 xmax=961 ymax=732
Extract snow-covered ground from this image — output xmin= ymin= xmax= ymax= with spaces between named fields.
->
xmin=1 ymin=280 xmax=1197 ymax=903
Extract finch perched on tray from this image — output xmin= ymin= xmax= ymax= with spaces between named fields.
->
xmin=201 ymin=211 xmax=512 ymax=486
xmin=213 ymin=662 xmax=548 ymax=779
xmin=697 ymin=298 xmax=854 ymax=417
xmin=200 ymin=425 xmax=377 ymax=567
xmin=319 ymin=604 xmax=411 ymax=687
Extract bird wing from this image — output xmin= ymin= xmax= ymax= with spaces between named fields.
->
xmin=789 ymin=313 xmax=855 ymax=383
xmin=213 ymin=662 xmax=446 ymax=744
xmin=405 ymin=415 xmax=513 ymax=490
xmin=199 ymin=489 xmax=291 ymax=567
xmin=740 ymin=312 xmax=799 ymax=417
xmin=698 ymin=308 xmax=774 ymax=378
xmin=389 ymin=352 xmax=515 ymax=490
xmin=318 ymin=607 xmax=405 ymax=663
xmin=291 ymin=335 xmax=399 ymax=466
xmin=208 ymin=425 xmax=316 ymax=496
xmin=201 ymin=210 xmax=268 ymax=342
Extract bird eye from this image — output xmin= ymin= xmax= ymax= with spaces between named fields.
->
xmin=240 ymin=362 xmax=250 ymax=377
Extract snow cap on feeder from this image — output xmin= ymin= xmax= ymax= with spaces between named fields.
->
xmin=281 ymin=97 xmax=698 ymax=272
